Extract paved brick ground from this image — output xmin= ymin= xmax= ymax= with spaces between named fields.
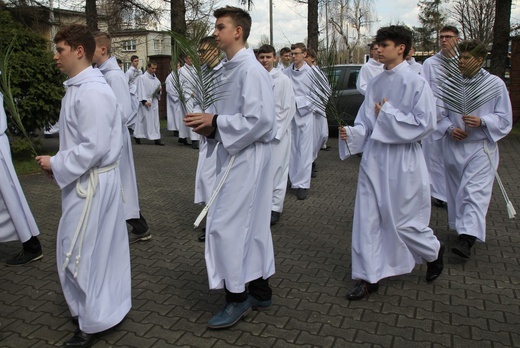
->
xmin=1 ymin=130 xmax=519 ymax=347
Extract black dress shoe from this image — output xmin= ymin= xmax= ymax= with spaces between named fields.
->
xmin=63 ymin=329 xmax=98 ymax=347
xmin=271 ymin=211 xmax=281 ymax=225
xmin=426 ymin=242 xmax=445 ymax=282
xmin=178 ymin=138 xmax=189 ymax=145
xmin=192 ymin=140 xmax=199 ymax=149
xmin=154 ymin=140 xmax=165 ymax=146
xmin=347 ymin=280 xmax=379 ymax=300
xmin=296 ymin=188 xmax=308 ymax=200
xmin=452 ymin=234 xmax=475 ymax=259
xmin=134 ymin=137 xmax=141 ymax=145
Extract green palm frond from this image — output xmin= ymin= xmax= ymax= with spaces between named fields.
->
xmin=0 ymin=37 xmax=37 ymax=156
xmin=435 ymin=47 xmax=501 ymax=116
xmin=167 ymin=30 xmax=226 ymax=113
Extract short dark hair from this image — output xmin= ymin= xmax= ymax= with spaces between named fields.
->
xmin=53 ymin=24 xmax=96 ymax=61
xmin=214 ymin=6 xmax=252 ymax=41
xmin=291 ymin=42 xmax=307 ymax=53
xmin=375 ymin=25 xmax=413 ymax=58
xmin=130 ymin=55 xmax=139 ymax=61
xmin=279 ymin=47 xmax=291 ymax=55
xmin=306 ymin=48 xmax=317 ymax=59
xmin=440 ymin=25 xmax=459 ymax=37
xmin=258 ymin=44 xmax=276 ymax=56
xmin=199 ymin=36 xmax=217 ymax=48
xmin=93 ymin=31 xmax=112 ymax=55
xmin=458 ymin=39 xmax=487 ymax=60
xmin=369 ymin=42 xmax=379 ymax=50
xmin=116 ymin=58 xmax=122 ymax=65
xmin=147 ymin=61 xmax=157 ymax=68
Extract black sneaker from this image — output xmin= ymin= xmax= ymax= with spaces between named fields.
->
xmin=452 ymin=236 xmax=471 ymax=259
xmin=6 ymin=249 xmax=43 ymax=266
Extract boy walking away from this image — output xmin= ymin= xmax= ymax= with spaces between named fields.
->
xmin=185 ymin=6 xmax=277 ymax=329
xmin=339 ymin=26 xmax=444 ymax=300
xmin=433 ymin=40 xmax=512 ymax=259
xmin=36 ymin=24 xmax=131 ymax=347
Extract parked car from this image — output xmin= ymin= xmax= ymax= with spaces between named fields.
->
xmin=322 ymin=64 xmax=364 ymax=137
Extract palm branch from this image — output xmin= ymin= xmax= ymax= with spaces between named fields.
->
xmin=434 ymin=45 xmax=502 ymax=116
xmin=306 ymin=39 xmax=352 ymax=154
xmin=167 ymin=30 xmax=226 ymax=113
xmin=0 ymin=37 xmax=38 ymax=156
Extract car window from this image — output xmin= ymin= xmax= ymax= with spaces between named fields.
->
xmin=347 ymin=70 xmax=358 ymax=89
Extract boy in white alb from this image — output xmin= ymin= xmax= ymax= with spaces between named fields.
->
xmin=257 ymin=44 xmax=296 ymax=225
xmin=185 ymin=6 xmax=277 ymax=330
xmin=340 ymin=26 xmax=444 ymax=301
xmin=36 ymin=24 xmax=131 ymax=347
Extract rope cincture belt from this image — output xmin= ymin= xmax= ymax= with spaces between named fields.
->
xmin=61 ymin=162 xmax=119 ymax=278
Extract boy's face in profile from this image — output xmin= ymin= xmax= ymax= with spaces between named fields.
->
xmin=54 ymin=41 xmax=78 ymax=76
xmin=291 ymin=48 xmax=306 ymax=65
xmin=280 ymin=52 xmax=291 ymax=66
xmin=213 ymin=16 xmax=239 ymax=53
xmin=376 ymin=40 xmax=404 ymax=67
xmin=132 ymin=58 xmax=139 ymax=68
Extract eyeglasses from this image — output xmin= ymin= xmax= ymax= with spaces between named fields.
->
xmin=290 ymin=52 xmax=303 ymax=56
xmin=440 ymin=35 xmax=456 ymax=40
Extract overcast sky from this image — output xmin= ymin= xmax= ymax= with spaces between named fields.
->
xmin=238 ymin=0 xmax=520 ymax=49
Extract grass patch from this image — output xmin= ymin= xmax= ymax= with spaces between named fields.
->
xmin=12 ymin=157 xmax=41 ymax=175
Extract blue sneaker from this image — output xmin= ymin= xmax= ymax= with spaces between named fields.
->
xmin=207 ymin=300 xmax=252 ymax=329
xmin=248 ymin=294 xmax=272 ymax=310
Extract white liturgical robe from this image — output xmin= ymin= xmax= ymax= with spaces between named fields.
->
xmin=0 ymin=91 xmax=40 ymax=243
xmin=340 ymin=61 xmax=441 ymax=283
xmin=179 ymin=64 xmax=200 ymax=141
xmin=433 ymin=69 xmax=512 ymax=242
xmin=270 ymin=68 xmax=296 ymax=212
xmin=165 ymin=71 xmax=182 ymax=132
xmin=356 ymin=58 xmax=384 ymax=96
xmin=204 ymin=48 xmax=277 ymax=292
xmin=98 ymin=56 xmax=141 ymax=220
xmin=125 ymin=66 xmax=142 ymax=129
xmin=421 ymin=52 xmax=447 ymax=202
xmin=50 ymin=67 xmax=131 ymax=334
xmin=134 ymin=71 xmax=161 ymax=140
xmin=284 ymin=62 xmax=314 ymax=189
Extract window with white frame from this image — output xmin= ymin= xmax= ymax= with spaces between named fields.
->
xmin=153 ymin=39 xmax=162 ymax=51
xmin=122 ymin=40 xmax=137 ymax=52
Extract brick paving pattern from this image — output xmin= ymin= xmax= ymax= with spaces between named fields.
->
xmin=1 ymin=131 xmax=519 ymax=347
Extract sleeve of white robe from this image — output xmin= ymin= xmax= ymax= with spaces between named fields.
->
xmin=371 ymin=81 xmax=437 ymax=144
xmin=356 ymin=66 xmax=368 ymax=96
xmin=106 ymin=72 xmax=132 ymax=126
xmin=216 ymin=68 xmax=275 ymax=155
xmin=479 ymin=78 xmax=513 ymax=143
xmin=274 ymin=76 xmax=295 ymax=140
xmin=50 ymin=89 xmax=117 ymax=189
xmin=136 ymin=75 xmax=149 ymax=103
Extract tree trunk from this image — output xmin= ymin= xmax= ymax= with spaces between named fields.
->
xmin=171 ymin=0 xmax=187 ymax=57
xmin=85 ymin=0 xmax=99 ymax=32
xmin=307 ymin=0 xmax=319 ymax=50
xmin=489 ymin=0 xmax=511 ymax=79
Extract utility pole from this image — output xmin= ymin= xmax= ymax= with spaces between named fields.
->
xmin=269 ymin=0 xmax=273 ymax=46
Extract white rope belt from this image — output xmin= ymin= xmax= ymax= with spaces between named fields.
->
xmin=194 ymin=155 xmax=235 ymax=228
xmin=62 ymin=162 xmax=119 ymax=278
xmin=483 ymin=141 xmax=516 ymax=219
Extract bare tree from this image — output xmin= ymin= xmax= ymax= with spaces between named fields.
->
xmin=451 ymin=0 xmax=495 ymax=44
xmin=489 ymin=0 xmax=511 ymax=79
xmin=329 ymin=0 xmax=375 ymax=63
